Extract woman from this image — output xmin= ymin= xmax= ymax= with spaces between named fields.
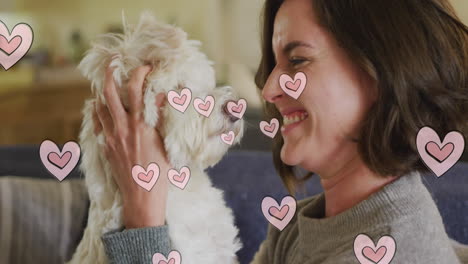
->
xmin=93 ymin=0 xmax=468 ymax=263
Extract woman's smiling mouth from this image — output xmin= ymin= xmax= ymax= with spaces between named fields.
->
xmin=281 ymin=110 xmax=309 ymax=133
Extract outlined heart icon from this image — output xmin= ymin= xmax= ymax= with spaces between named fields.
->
xmin=0 ymin=20 xmax=34 ymax=70
xmin=279 ymin=72 xmax=307 ymax=99
xmin=39 ymin=140 xmax=81 ymax=181
xmin=168 ymin=166 xmax=191 ymax=190
xmin=168 ymin=88 xmax=192 ymax=113
xmin=152 ymin=250 xmax=182 ymax=264
xmin=221 ymin=131 xmax=235 ymax=145
xmin=137 ymin=170 xmax=154 ymax=183
xmin=353 ymin=234 xmax=396 ymax=264
xmin=48 ymin=151 xmax=72 ymax=169
xmin=268 ymin=205 xmax=289 ymax=220
xmin=193 ymin=95 xmax=215 ymax=117
xmin=226 ymin=98 xmax=247 ymax=119
xmin=416 ymin=126 xmax=465 ymax=177
xmin=0 ymin=35 xmax=21 ymax=55
xmin=260 ymin=118 xmax=279 ymax=138
xmin=261 ymin=195 xmax=297 ymax=231
xmin=131 ymin=163 xmax=160 ymax=191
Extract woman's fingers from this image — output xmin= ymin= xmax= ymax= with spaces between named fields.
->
xmin=104 ymin=66 xmax=127 ymax=125
xmin=128 ymin=65 xmax=153 ymax=119
xmin=155 ymin=92 xmax=166 ymax=108
xmin=92 ymin=101 xmax=103 ymax=136
xmin=95 ymin=99 xmax=114 ymax=139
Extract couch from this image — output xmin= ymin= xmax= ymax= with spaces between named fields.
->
xmin=0 ymin=145 xmax=467 ymax=264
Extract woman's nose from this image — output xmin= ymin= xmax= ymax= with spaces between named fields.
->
xmin=262 ymin=72 xmax=285 ymax=103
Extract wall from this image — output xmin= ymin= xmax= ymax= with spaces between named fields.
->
xmin=453 ymin=0 xmax=468 ymax=22
xmin=4 ymin=0 xmax=225 ymax=72
xmin=1 ymin=0 xmax=467 ymax=109
xmin=223 ymin=0 xmax=468 ymax=108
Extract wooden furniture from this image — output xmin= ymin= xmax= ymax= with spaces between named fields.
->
xmin=0 ymin=81 xmax=92 ymax=145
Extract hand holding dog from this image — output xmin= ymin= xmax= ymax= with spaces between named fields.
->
xmin=93 ymin=65 xmax=170 ymax=229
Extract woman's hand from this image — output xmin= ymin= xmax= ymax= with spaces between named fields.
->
xmin=93 ymin=65 xmax=170 ymax=229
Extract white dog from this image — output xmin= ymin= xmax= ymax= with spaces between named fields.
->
xmin=68 ymin=12 xmax=244 ymax=264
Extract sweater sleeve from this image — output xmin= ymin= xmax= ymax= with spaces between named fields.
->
xmin=451 ymin=239 xmax=468 ymax=264
xmin=101 ymin=225 xmax=172 ymax=264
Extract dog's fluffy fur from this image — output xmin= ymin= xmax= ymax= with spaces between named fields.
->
xmin=68 ymin=12 xmax=244 ymax=264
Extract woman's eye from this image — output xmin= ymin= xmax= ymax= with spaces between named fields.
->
xmin=289 ymin=58 xmax=306 ymax=65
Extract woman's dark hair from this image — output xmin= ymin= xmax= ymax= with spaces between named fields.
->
xmin=255 ymin=0 xmax=468 ymax=194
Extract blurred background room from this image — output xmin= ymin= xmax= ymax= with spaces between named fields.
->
xmin=1 ymin=1 xmax=468 ymax=264
xmin=0 ymin=0 xmax=467 ymax=148
xmin=0 ymin=0 xmax=273 ymax=149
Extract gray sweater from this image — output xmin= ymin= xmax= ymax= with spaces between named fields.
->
xmin=102 ymin=171 xmax=468 ymax=263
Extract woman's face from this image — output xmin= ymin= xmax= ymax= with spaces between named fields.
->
xmin=262 ymin=0 xmax=377 ymax=177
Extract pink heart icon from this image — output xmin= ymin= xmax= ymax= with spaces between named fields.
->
xmin=0 ymin=35 xmax=21 ymax=55
xmin=167 ymin=88 xmax=192 ymax=113
xmin=261 ymin=196 xmax=296 ymax=231
xmin=194 ymin=95 xmax=215 ymax=117
xmin=354 ymin=234 xmax=396 ymax=264
xmin=173 ymin=95 xmax=187 ymax=105
xmin=268 ymin=204 xmax=289 ymax=220
xmin=47 ymin=151 xmax=72 ymax=169
xmin=174 ymin=172 xmax=186 ymax=182
xmin=138 ymin=170 xmax=154 ymax=183
xmin=152 ymin=250 xmax=181 ymax=264
xmin=232 ymin=105 xmax=243 ymax=113
xmin=279 ymin=72 xmax=307 ymax=99
xmin=226 ymin=99 xmax=247 ymax=119
xmin=362 ymin=246 xmax=387 ymax=263
xmin=221 ymin=131 xmax=235 ymax=145
xmin=285 ymin=79 xmax=301 ymax=91
xmin=0 ymin=21 xmax=33 ymax=71
xmin=260 ymin=118 xmax=279 ymax=138
xmin=199 ymin=101 xmax=211 ymax=111
xmin=131 ymin=163 xmax=160 ymax=191
xmin=416 ymin=126 xmax=465 ymax=177
xmin=168 ymin=166 xmax=191 ymax=190
xmin=39 ymin=140 xmax=81 ymax=181
xmin=425 ymin=142 xmax=454 ymax=163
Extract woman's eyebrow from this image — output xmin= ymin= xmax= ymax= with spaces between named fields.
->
xmin=283 ymin=41 xmax=315 ymax=54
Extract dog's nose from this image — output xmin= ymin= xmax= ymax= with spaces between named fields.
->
xmin=223 ymin=101 xmax=241 ymax=122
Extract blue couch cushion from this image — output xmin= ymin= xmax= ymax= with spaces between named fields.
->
xmin=0 ymin=145 xmax=83 ymax=179
xmin=1 ymin=146 xmax=467 ymax=264
xmin=207 ymin=151 xmax=468 ymax=263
